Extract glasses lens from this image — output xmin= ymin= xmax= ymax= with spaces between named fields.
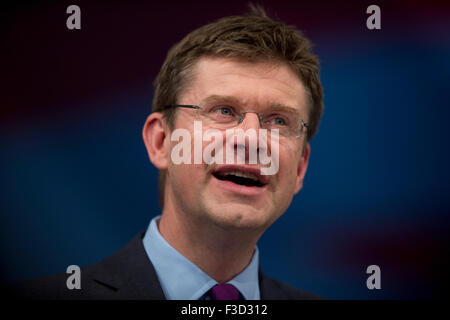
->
xmin=200 ymin=105 xmax=239 ymax=129
xmin=261 ymin=111 xmax=304 ymax=138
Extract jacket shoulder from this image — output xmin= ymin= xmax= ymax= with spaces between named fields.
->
xmin=5 ymin=232 xmax=165 ymax=300
xmin=5 ymin=259 xmax=120 ymax=300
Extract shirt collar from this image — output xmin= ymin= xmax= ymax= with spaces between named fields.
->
xmin=142 ymin=215 xmax=260 ymax=300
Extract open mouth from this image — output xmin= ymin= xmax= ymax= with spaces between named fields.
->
xmin=212 ymin=168 xmax=267 ymax=188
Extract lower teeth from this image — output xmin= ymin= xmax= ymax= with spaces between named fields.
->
xmin=216 ymin=174 xmax=260 ymax=187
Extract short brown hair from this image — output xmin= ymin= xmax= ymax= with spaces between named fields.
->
xmin=151 ymin=5 xmax=324 ymax=207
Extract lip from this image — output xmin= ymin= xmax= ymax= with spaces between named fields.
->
xmin=210 ymin=165 xmax=269 ymax=197
xmin=213 ymin=165 xmax=269 ymax=185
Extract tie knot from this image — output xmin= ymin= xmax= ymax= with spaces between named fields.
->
xmin=209 ymin=283 xmax=241 ymax=300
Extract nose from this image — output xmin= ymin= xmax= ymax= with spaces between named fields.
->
xmin=229 ymin=112 xmax=267 ymax=164
xmin=237 ymin=112 xmax=261 ymax=131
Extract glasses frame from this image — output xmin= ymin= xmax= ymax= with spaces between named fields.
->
xmin=163 ymin=104 xmax=309 ymax=139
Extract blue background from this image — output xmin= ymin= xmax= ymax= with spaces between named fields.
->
xmin=1 ymin=0 xmax=449 ymax=299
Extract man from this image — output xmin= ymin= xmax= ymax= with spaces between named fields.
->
xmin=10 ymin=6 xmax=324 ymax=300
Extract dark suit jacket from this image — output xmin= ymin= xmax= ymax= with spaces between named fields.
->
xmin=7 ymin=232 xmax=321 ymax=300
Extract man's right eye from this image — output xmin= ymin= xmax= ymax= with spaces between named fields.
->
xmin=213 ymin=106 xmax=234 ymax=116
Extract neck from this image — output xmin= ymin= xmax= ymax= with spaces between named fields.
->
xmin=158 ymin=201 xmax=260 ymax=283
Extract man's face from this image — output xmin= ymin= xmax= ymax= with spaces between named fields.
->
xmin=164 ymin=56 xmax=310 ymax=231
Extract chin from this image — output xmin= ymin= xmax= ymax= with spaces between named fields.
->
xmin=204 ymin=202 xmax=274 ymax=231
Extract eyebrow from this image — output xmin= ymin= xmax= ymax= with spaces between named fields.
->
xmin=202 ymin=95 xmax=241 ymax=106
xmin=201 ymin=95 xmax=303 ymax=117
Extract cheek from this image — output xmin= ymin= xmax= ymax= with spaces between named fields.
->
xmin=169 ymin=163 xmax=203 ymax=182
xmin=278 ymin=148 xmax=302 ymax=187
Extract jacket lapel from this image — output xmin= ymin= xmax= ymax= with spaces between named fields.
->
xmin=87 ymin=232 xmax=304 ymax=300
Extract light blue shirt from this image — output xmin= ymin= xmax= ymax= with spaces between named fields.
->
xmin=142 ymin=215 xmax=260 ymax=300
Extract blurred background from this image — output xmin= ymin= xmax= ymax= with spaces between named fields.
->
xmin=1 ymin=0 xmax=449 ymax=299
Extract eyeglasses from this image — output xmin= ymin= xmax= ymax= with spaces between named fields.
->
xmin=164 ymin=104 xmax=309 ymax=138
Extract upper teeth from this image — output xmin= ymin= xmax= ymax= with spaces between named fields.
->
xmin=222 ymin=170 xmax=258 ymax=181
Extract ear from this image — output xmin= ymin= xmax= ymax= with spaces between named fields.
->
xmin=294 ymin=142 xmax=310 ymax=194
xmin=142 ymin=112 xmax=170 ymax=170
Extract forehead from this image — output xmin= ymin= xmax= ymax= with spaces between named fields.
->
xmin=181 ymin=56 xmax=308 ymax=115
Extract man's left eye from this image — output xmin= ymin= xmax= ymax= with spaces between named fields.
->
xmin=271 ymin=117 xmax=287 ymax=126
